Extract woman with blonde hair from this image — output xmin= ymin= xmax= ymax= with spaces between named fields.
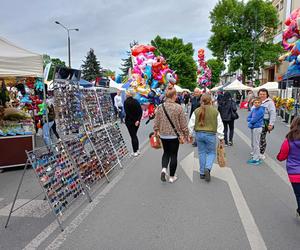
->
xmin=188 ymin=94 xmax=224 ymax=182
xmin=154 ymin=85 xmax=190 ymax=183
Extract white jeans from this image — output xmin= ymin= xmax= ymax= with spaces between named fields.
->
xmin=251 ymin=128 xmax=262 ymax=161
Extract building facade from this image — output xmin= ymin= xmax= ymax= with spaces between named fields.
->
xmin=262 ymin=0 xmax=300 ymax=83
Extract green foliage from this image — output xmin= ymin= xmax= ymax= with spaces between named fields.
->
xmin=207 ymin=59 xmax=225 ymax=87
xmin=120 ymin=40 xmax=138 ymax=77
xmin=81 ymin=49 xmax=101 ymax=81
xmin=102 ymin=69 xmax=115 ymax=78
xmin=208 ymin=0 xmax=283 ymax=83
xmin=151 ymin=36 xmax=197 ymax=90
xmin=42 ymin=54 xmax=66 ymax=81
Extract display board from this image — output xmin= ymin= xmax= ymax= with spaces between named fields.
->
xmin=27 ymin=140 xmax=90 ymax=216
xmin=53 ymin=79 xmax=83 ymax=135
xmin=64 ymin=136 xmax=107 ymax=187
xmin=95 ymin=88 xmax=115 ymax=125
xmin=106 ymin=123 xmax=128 ymax=161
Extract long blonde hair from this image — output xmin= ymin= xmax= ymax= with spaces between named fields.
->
xmin=198 ymin=94 xmax=212 ymax=126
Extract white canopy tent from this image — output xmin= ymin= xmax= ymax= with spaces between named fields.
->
xmin=109 ymin=78 xmax=126 ymax=92
xmin=210 ymin=85 xmax=223 ymax=92
xmin=252 ymin=82 xmax=278 ymax=92
xmin=223 ymin=79 xmax=252 ymax=91
xmin=0 ymin=37 xmax=43 ymax=77
xmin=181 ymin=88 xmax=191 ymax=93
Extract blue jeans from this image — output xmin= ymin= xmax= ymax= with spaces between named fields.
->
xmin=43 ymin=121 xmax=54 ymax=146
xmin=195 ymin=132 xmax=217 ymax=175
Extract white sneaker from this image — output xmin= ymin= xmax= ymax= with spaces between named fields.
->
xmin=131 ymin=152 xmax=139 ymax=157
xmin=161 ymin=168 xmax=167 ymax=182
xmin=250 ymin=152 xmax=254 ymax=156
xmin=137 ymin=150 xmax=141 ymax=155
xmin=168 ymin=176 xmax=178 ymax=183
xmin=259 ymin=154 xmax=266 ymax=160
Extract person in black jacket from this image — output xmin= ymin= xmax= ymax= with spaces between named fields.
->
xmin=124 ymin=90 xmax=143 ymax=157
xmin=190 ymin=88 xmax=202 ymax=147
xmin=218 ymin=92 xmax=237 ymax=146
xmin=189 ymin=87 xmax=201 ymax=118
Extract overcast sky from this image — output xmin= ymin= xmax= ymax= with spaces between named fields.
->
xmin=0 ymin=0 xmax=218 ymax=73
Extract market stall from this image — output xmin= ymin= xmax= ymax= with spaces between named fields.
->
xmin=253 ymin=82 xmax=279 ymax=97
xmin=223 ymin=79 xmax=252 ymax=91
xmin=0 ymin=37 xmax=43 ymax=169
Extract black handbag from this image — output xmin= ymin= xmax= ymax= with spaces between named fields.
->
xmin=231 ymin=102 xmax=239 ymax=120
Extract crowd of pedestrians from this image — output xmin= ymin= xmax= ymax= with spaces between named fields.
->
xmin=120 ymin=85 xmax=300 ymax=219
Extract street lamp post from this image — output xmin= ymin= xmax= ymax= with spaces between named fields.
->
xmin=55 ymin=21 xmax=79 ymax=68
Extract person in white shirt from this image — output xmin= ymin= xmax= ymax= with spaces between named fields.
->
xmin=114 ymin=90 xmax=124 ymax=123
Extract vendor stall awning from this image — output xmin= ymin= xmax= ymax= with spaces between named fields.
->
xmin=223 ymin=79 xmax=252 ymax=91
xmin=253 ymin=82 xmax=278 ymax=92
xmin=0 ymin=37 xmax=43 ymax=77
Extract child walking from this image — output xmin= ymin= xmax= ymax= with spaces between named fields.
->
xmin=277 ymin=117 xmax=300 ymax=218
xmin=247 ymin=98 xmax=265 ymax=165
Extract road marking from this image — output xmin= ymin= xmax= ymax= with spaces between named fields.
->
xmin=181 ymin=151 xmax=196 ymax=182
xmin=214 ymin=165 xmax=267 ymax=250
xmin=235 ymin=128 xmax=290 ymax=186
xmin=181 ymin=155 xmax=267 ymax=250
xmin=0 ymin=199 xmax=49 ymax=218
xmin=23 ymin=145 xmax=150 ymax=250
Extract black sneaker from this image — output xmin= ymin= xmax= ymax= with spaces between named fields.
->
xmin=228 ymin=141 xmax=233 ymax=146
xmin=204 ymin=169 xmax=211 ymax=182
xmin=200 ymin=174 xmax=205 ymax=179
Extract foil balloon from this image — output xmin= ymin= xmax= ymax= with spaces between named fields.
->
xmin=197 ymin=49 xmax=212 ymax=87
xmin=126 ymin=44 xmax=178 ymax=106
xmin=280 ymin=8 xmax=300 ymax=78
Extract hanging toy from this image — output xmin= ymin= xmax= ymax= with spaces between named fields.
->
xmin=34 ymin=78 xmax=44 ymax=92
xmin=37 ymin=103 xmax=47 ymax=116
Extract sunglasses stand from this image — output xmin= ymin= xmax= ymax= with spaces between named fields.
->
xmin=53 ymin=79 xmax=83 ymax=136
xmin=4 ymin=140 xmax=92 ymax=231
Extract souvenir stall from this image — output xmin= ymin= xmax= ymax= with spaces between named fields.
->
xmin=0 ymin=37 xmax=43 ymax=169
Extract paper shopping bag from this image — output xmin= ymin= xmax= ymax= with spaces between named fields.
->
xmin=217 ymin=143 xmax=226 ymax=168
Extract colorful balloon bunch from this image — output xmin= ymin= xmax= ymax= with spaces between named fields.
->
xmin=124 ymin=44 xmax=178 ymax=121
xmin=280 ymin=8 xmax=300 ymax=77
xmin=127 ymin=44 xmax=177 ymax=106
xmin=197 ymin=49 xmax=212 ymax=87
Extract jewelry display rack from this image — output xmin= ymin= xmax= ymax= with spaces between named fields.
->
xmin=5 ymin=140 xmax=92 ymax=231
xmin=4 ymin=83 xmax=129 ymax=231
xmin=53 ymin=79 xmax=83 ymax=135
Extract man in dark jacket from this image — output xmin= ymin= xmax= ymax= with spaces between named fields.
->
xmin=190 ymin=87 xmax=202 ymax=146
xmin=190 ymin=87 xmax=201 ymax=118
xmin=124 ymin=90 xmax=143 ymax=157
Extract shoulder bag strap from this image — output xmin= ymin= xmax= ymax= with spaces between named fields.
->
xmin=162 ymin=103 xmax=180 ymax=138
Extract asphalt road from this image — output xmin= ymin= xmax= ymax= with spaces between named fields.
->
xmin=1 ymin=108 xmax=300 ymax=250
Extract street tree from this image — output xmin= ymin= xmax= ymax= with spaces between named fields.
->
xmin=207 ymin=58 xmax=225 ymax=87
xmin=208 ymin=0 xmax=283 ymax=84
xmin=42 ymin=54 xmax=66 ymax=81
xmin=81 ymin=49 xmax=101 ymax=81
xmin=151 ymin=35 xmax=197 ymax=90
xmin=120 ymin=40 xmax=138 ymax=77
